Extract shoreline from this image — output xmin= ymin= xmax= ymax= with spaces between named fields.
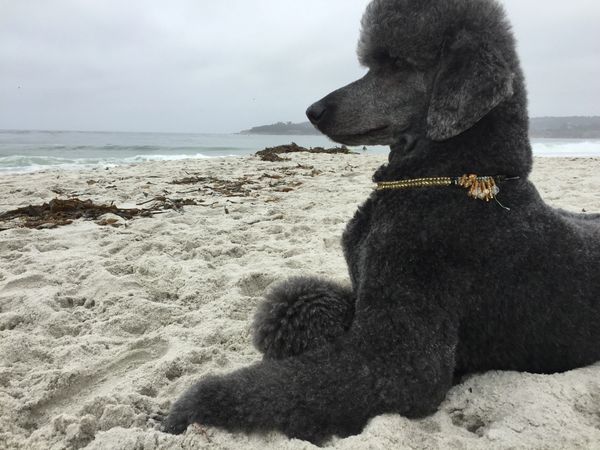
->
xmin=1 ymin=153 xmax=599 ymax=449
xmin=2 ymin=136 xmax=600 ymax=175
xmin=2 ymin=152 xmax=600 ymax=178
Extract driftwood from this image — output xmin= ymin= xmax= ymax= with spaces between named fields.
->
xmin=255 ymin=143 xmax=355 ymax=161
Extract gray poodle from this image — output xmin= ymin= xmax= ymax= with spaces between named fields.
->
xmin=163 ymin=0 xmax=600 ymax=444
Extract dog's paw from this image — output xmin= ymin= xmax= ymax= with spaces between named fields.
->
xmin=161 ymin=375 xmax=237 ymax=435
xmin=161 ymin=408 xmax=192 ymax=435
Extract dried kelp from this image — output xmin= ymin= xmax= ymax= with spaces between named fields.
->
xmin=136 ymin=196 xmax=200 ymax=209
xmin=170 ymin=172 xmax=311 ymax=197
xmin=0 ymin=197 xmax=198 ymax=230
xmin=170 ymin=176 xmax=257 ymax=197
xmin=255 ymin=142 xmax=355 ymax=161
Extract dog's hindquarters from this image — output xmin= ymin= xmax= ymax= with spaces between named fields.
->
xmin=252 ymin=276 xmax=355 ymax=359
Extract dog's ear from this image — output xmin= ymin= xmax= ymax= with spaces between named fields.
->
xmin=426 ymin=31 xmax=515 ymax=141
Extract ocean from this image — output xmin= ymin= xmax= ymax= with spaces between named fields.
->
xmin=1 ymin=129 xmax=600 ymax=174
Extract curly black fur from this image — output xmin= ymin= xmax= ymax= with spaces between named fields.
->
xmin=163 ymin=0 xmax=600 ymax=444
xmin=252 ymin=276 xmax=355 ymax=359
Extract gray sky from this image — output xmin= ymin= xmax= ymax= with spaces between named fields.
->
xmin=1 ymin=0 xmax=599 ymax=133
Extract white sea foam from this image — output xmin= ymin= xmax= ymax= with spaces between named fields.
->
xmin=0 ymin=153 xmax=231 ymax=174
xmin=121 ymin=153 xmax=230 ymax=162
xmin=532 ymin=140 xmax=600 ymax=157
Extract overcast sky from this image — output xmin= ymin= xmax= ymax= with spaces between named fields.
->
xmin=1 ymin=0 xmax=599 ymax=133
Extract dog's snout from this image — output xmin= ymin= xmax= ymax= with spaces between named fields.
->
xmin=306 ymin=102 xmax=328 ymax=125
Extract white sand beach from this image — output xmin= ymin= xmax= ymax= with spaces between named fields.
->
xmin=1 ymin=153 xmax=599 ymax=449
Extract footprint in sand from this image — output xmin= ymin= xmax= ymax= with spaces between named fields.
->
xmin=237 ymin=272 xmax=277 ymax=297
xmin=28 ymin=337 xmax=170 ymax=426
xmin=1 ymin=273 xmax=52 ymax=292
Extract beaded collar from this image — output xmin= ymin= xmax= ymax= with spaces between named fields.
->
xmin=376 ymin=174 xmax=520 ymax=206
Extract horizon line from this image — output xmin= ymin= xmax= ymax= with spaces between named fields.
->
xmin=2 ymin=115 xmax=600 ymax=136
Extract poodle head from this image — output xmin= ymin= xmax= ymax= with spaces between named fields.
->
xmin=307 ymin=0 xmax=519 ymax=145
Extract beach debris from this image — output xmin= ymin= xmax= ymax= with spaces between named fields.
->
xmin=255 ymin=142 xmax=355 ymax=161
xmin=50 ymin=187 xmax=68 ymax=195
xmin=171 ymin=161 xmax=323 ymax=199
xmin=260 ymin=173 xmax=284 ymax=180
xmin=260 ymin=152 xmax=288 ymax=162
xmin=191 ymin=424 xmax=213 ymax=443
xmin=171 ymin=175 xmax=257 ymax=197
xmin=167 ymin=166 xmax=323 ymax=208
xmin=0 ymin=198 xmax=146 ymax=229
xmin=260 ymin=165 xmax=323 ymax=181
xmin=96 ymin=213 xmax=127 ymax=227
xmin=271 ymin=181 xmax=303 ymax=192
xmin=135 ymin=196 xmax=199 ymax=210
xmin=0 ymin=197 xmax=199 ymax=230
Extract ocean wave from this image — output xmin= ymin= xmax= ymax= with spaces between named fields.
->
xmin=0 ymin=153 xmax=232 ymax=174
xmin=11 ymin=145 xmax=221 ymax=152
xmin=532 ymin=140 xmax=600 ymax=157
xmin=121 ymin=153 xmax=230 ymax=162
xmin=2 ymin=136 xmax=599 ymax=174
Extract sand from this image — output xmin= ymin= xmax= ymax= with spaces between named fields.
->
xmin=0 ymin=153 xmax=599 ymax=450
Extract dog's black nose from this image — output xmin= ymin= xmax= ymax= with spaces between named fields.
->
xmin=306 ymin=102 xmax=327 ymax=125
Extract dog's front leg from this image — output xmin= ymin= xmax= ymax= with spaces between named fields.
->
xmin=163 ymin=306 xmax=458 ymax=444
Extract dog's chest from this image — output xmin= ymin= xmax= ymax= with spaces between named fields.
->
xmin=341 ymin=192 xmax=474 ymax=282
xmin=341 ymin=196 xmax=423 ymax=278
xmin=343 ymin=194 xmax=432 ymax=249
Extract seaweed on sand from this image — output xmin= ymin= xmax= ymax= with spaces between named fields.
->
xmin=255 ymin=143 xmax=355 ymax=161
xmin=0 ymin=197 xmax=198 ymax=230
xmin=171 ymin=176 xmax=257 ymax=197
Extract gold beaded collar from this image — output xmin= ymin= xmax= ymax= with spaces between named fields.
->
xmin=376 ymin=174 xmax=519 ymax=204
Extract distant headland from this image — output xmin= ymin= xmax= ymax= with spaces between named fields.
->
xmin=240 ymin=121 xmax=319 ymax=136
xmin=240 ymin=117 xmax=600 ymax=139
xmin=529 ymin=117 xmax=600 ymax=139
